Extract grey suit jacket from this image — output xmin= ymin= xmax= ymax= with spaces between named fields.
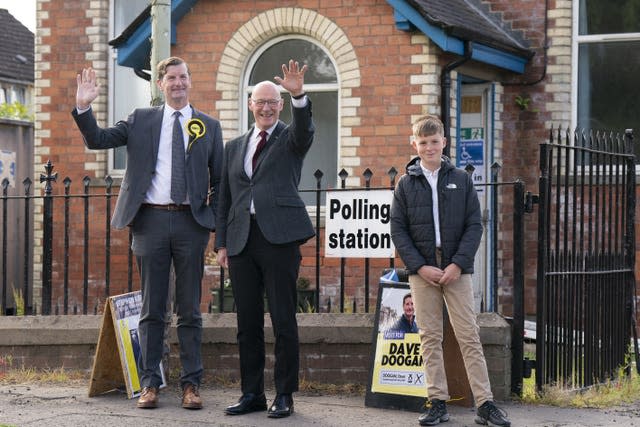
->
xmin=71 ymin=105 xmax=223 ymax=230
xmin=215 ymin=101 xmax=315 ymax=256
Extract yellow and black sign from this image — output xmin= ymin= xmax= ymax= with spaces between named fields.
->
xmin=88 ymin=291 xmax=166 ymax=399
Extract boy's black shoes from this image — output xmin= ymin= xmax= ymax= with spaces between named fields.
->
xmin=418 ymin=398 xmax=449 ymax=426
xmin=475 ymin=400 xmax=511 ymax=426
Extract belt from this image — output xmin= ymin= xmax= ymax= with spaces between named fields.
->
xmin=142 ymin=203 xmax=190 ymax=211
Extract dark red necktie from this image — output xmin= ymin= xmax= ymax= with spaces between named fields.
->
xmin=252 ymin=130 xmax=268 ymax=171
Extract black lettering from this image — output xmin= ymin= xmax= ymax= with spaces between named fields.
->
xmin=329 ymin=199 xmax=340 ymax=219
xmin=341 ymin=203 xmax=352 ymax=220
xmin=389 ymin=342 xmax=398 ymax=355
xmin=380 ymin=204 xmax=390 ymax=224
xmin=370 ymin=233 xmax=379 ymax=248
xmin=328 ymin=233 xmax=337 ymax=249
xmin=380 ymin=233 xmax=390 ymax=249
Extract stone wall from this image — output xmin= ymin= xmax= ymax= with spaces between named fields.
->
xmin=0 ymin=312 xmax=512 ymax=400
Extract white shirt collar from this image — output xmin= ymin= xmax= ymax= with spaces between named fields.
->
xmin=251 ymin=123 xmax=278 ymax=140
xmin=420 ymin=162 xmax=440 ymax=178
xmin=165 ymin=104 xmax=192 ymax=120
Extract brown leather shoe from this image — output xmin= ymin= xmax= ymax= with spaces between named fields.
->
xmin=136 ymin=386 xmax=158 ymax=409
xmin=182 ymin=383 xmax=203 ymax=409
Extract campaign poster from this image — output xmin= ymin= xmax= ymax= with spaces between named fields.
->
xmin=110 ymin=291 xmax=166 ymax=398
xmin=324 ymin=189 xmax=395 ymax=258
xmin=365 ymin=280 xmax=426 ymax=411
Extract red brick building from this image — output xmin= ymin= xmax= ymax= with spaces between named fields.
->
xmin=33 ymin=0 xmax=639 ymax=319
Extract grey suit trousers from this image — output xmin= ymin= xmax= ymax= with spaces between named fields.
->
xmin=133 ymin=206 xmax=209 ymax=388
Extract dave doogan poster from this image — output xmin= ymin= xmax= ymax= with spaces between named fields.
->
xmin=371 ymin=284 xmax=425 ymax=396
xmin=366 ymin=279 xmax=427 ymax=411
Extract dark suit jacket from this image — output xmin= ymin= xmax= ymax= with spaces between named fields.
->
xmin=215 ymin=101 xmax=315 ymax=256
xmin=72 ymin=105 xmax=223 ymax=230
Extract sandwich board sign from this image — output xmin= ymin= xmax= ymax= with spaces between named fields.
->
xmin=365 ymin=272 xmax=473 ymax=411
xmin=88 ymin=291 xmax=166 ymax=398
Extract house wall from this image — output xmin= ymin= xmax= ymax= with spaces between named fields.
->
xmin=33 ymin=0 xmax=638 ymax=320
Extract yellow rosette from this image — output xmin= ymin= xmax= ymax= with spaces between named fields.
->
xmin=186 ymin=118 xmax=206 ymax=152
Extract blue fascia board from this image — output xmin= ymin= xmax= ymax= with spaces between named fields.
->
xmin=387 ymin=0 xmax=527 ymax=73
xmin=116 ymin=0 xmax=197 ymax=69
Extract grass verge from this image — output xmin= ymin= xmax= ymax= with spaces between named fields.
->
xmin=519 ymin=363 xmax=640 ymax=408
xmin=0 ymin=367 xmax=87 ymax=385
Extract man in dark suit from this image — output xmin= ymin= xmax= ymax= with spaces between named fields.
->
xmin=72 ymin=57 xmax=223 ymax=410
xmin=216 ymin=60 xmax=315 ymax=419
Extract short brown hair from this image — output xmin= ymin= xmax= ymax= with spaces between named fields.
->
xmin=156 ymin=56 xmax=190 ymax=80
xmin=412 ymin=114 xmax=444 ymax=138
xmin=403 ymin=293 xmax=412 ymax=304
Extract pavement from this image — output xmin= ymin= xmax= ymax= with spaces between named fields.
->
xmin=1 ymin=383 xmax=639 ymax=427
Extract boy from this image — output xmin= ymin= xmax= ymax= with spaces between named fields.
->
xmin=390 ymin=115 xmax=510 ymax=426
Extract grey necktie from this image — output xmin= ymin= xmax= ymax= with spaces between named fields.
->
xmin=171 ymin=111 xmax=186 ymax=205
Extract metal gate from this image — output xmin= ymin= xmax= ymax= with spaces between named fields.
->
xmin=536 ymin=128 xmax=636 ymax=390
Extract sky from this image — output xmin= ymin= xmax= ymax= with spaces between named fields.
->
xmin=0 ymin=0 xmax=36 ymax=33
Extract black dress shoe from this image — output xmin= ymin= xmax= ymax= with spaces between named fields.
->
xmin=224 ymin=393 xmax=267 ymax=415
xmin=267 ymin=394 xmax=294 ymax=418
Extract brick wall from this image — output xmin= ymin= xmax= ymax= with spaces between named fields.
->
xmin=0 ymin=312 xmax=512 ymax=400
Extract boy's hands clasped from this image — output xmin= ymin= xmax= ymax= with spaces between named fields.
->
xmin=417 ymin=263 xmax=461 ymax=286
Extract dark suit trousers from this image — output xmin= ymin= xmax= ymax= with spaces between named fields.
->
xmin=228 ymin=217 xmax=301 ymax=395
xmin=132 ymin=207 xmax=209 ymax=388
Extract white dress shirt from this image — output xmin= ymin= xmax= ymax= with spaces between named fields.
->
xmin=145 ymin=104 xmax=192 ymax=205
xmin=420 ymin=162 xmax=441 ymax=248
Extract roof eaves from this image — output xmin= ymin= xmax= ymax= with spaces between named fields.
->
xmin=108 ymin=0 xmax=198 ymax=70
xmin=386 ymin=0 xmax=532 ymax=73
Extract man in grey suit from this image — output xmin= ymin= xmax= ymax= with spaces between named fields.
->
xmin=216 ymin=60 xmax=315 ymax=419
xmin=72 ymin=57 xmax=223 ymax=410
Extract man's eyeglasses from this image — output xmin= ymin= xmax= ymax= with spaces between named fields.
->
xmin=251 ymin=98 xmax=281 ymax=107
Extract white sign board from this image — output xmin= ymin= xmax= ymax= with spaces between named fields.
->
xmin=325 ymin=189 xmax=395 ymax=258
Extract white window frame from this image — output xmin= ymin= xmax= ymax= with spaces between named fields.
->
xmin=241 ymin=35 xmax=341 ymax=208
xmin=240 ymin=35 xmax=340 ymax=131
xmin=108 ymin=0 xmax=150 ymax=176
xmin=571 ymin=1 xmax=640 ymax=170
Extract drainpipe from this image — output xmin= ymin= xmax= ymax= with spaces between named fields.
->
xmin=440 ymin=41 xmax=473 ymax=157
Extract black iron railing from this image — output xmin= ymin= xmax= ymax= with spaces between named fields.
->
xmin=536 ymin=128 xmax=636 ymax=390
xmin=0 ymin=164 xmax=526 ymax=320
xmin=0 ymin=161 xmax=536 ymax=394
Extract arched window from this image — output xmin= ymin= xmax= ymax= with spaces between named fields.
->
xmin=244 ymin=37 xmax=338 ymax=204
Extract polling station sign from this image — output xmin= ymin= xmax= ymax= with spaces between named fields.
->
xmin=324 ymin=190 xmax=395 ymax=258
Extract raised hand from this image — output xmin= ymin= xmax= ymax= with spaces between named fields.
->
xmin=76 ymin=67 xmax=100 ymax=110
xmin=274 ymin=59 xmax=307 ymax=97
